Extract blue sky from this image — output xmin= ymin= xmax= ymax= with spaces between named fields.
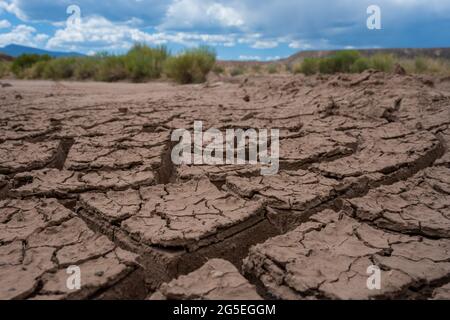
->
xmin=0 ymin=0 xmax=449 ymax=60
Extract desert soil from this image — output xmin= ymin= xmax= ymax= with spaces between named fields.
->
xmin=0 ymin=70 xmax=449 ymax=300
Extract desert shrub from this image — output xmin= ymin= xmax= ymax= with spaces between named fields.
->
xmin=230 ymin=67 xmax=245 ymax=77
xmin=28 ymin=60 xmax=50 ymax=79
xmin=370 ymin=53 xmax=394 ymax=72
xmin=212 ymin=65 xmax=225 ymax=75
xmin=11 ymin=54 xmax=51 ymax=77
xmin=350 ymin=57 xmax=371 ymax=73
xmin=164 ymin=46 xmax=216 ymax=84
xmin=0 ymin=61 xmax=11 ymax=77
xmin=124 ymin=44 xmax=169 ymax=81
xmin=267 ymin=64 xmax=278 ymax=74
xmin=95 ymin=56 xmax=127 ymax=82
xmin=318 ymin=50 xmax=361 ymax=74
xmin=414 ymin=57 xmax=428 ymax=73
xmin=251 ymin=64 xmax=262 ymax=73
xmin=74 ymin=57 xmax=99 ymax=80
xmin=295 ymin=58 xmax=319 ymax=75
xmin=398 ymin=59 xmax=415 ymax=74
xmin=42 ymin=57 xmax=77 ymax=79
xmin=334 ymin=50 xmax=361 ymax=72
xmin=318 ymin=57 xmax=338 ymax=74
xmin=284 ymin=63 xmax=293 ymax=73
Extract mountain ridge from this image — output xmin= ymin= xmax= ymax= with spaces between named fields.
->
xmin=0 ymin=44 xmax=84 ymax=58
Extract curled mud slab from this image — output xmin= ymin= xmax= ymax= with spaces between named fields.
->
xmin=0 ymin=198 xmax=145 ymax=300
xmin=431 ymin=283 xmax=450 ymax=300
xmin=176 ymin=164 xmax=262 ymax=185
xmin=10 ymin=168 xmax=156 ymax=198
xmin=243 ymin=210 xmax=450 ymax=300
xmin=279 ymin=131 xmax=358 ymax=170
xmin=150 ymin=259 xmax=262 ymax=300
xmin=65 ymin=137 xmax=167 ymax=172
xmin=0 ymin=140 xmax=63 ymax=174
xmin=77 ymin=177 xmax=277 ymax=289
xmin=0 ymin=74 xmax=449 ymax=299
xmin=345 ymin=166 xmax=450 ymax=238
xmin=314 ymin=124 xmax=442 ymax=184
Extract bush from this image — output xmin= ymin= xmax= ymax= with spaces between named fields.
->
xmin=319 ymin=57 xmax=338 ymax=74
xmin=370 ymin=53 xmax=394 ymax=72
xmin=414 ymin=57 xmax=428 ymax=73
xmin=267 ymin=64 xmax=278 ymax=74
xmin=213 ymin=65 xmax=225 ymax=75
xmin=295 ymin=58 xmax=319 ymax=75
xmin=334 ymin=50 xmax=361 ymax=72
xmin=230 ymin=67 xmax=245 ymax=77
xmin=125 ymin=44 xmax=169 ymax=81
xmin=164 ymin=46 xmax=216 ymax=84
xmin=11 ymin=54 xmax=51 ymax=77
xmin=350 ymin=57 xmax=371 ymax=73
xmin=0 ymin=61 xmax=11 ymax=77
xmin=318 ymin=50 xmax=361 ymax=74
xmin=74 ymin=57 xmax=99 ymax=80
xmin=252 ymin=65 xmax=262 ymax=73
xmin=95 ymin=56 xmax=127 ymax=82
xmin=42 ymin=57 xmax=77 ymax=79
xmin=28 ymin=60 xmax=50 ymax=79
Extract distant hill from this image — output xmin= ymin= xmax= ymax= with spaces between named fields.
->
xmin=0 ymin=44 xmax=84 ymax=58
xmin=283 ymin=47 xmax=450 ymax=65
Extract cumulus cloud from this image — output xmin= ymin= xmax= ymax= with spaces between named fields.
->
xmin=0 ymin=19 xmax=11 ymax=28
xmin=0 ymin=24 xmax=48 ymax=47
xmin=45 ymin=14 xmax=240 ymax=53
xmin=160 ymin=0 xmax=244 ymax=30
xmin=1 ymin=0 xmax=450 ymax=56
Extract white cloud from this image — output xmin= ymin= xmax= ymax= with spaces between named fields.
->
xmin=251 ymin=40 xmax=278 ymax=49
xmin=45 ymin=15 xmax=239 ymax=53
xmin=160 ymin=0 xmax=244 ymax=30
xmin=239 ymin=55 xmax=261 ymax=61
xmin=1 ymin=0 xmax=449 ymax=55
xmin=288 ymin=40 xmax=313 ymax=50
xmin=0 ymin=19 xmax=11 ymax=28
xmin=0 ymin=0 xmax=27 ymax=20
xmin=265 ymin=55 xmax=281 ymax=61
xmin=0 ymin=24 xmax=48 ymax=47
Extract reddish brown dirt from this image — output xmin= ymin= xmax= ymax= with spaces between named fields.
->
xmin=0 ymin=71 xmax=449 ymax=300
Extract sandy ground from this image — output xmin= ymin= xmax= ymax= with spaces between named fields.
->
xmin=0 ymin=71 xmax=449 ymax=300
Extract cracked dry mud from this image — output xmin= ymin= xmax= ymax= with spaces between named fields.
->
xmin=0 ymin=71 xmax=449 ymax=300
xmin=149 ymin=259 xmax=262 ymax=300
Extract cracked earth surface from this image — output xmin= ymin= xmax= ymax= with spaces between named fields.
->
xmin=0 ymin=71 xmax=449 ymax=300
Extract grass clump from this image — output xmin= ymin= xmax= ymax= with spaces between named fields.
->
xmin=164 ymin=46 xmax=216 ymax=84
xmin=294 ymin=51 xmax=425 ymax=75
